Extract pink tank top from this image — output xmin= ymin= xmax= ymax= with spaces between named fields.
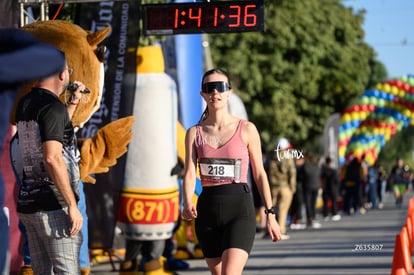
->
xmin=195 ymin=120 xmax=249 ymax=185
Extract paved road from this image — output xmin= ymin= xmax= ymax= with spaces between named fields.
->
xmin=91 ymin=192 xmax=408 ymax=275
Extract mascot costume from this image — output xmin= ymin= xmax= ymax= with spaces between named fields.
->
xmin=15 ymin=20 xmax=134 ymax=181
xmin=172 ymin=123 xmax=203 ymax=261
xmin=8 ymin=21 xmax=183 ymax=275
xmin=7 ymin=20 xmax=134 ymax=274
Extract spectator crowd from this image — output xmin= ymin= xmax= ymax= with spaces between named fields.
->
xmin=255 ymin=138 xmax=413 ymax=240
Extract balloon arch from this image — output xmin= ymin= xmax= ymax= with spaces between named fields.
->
xmin=338 ymin=74 xmax=414 ymax=166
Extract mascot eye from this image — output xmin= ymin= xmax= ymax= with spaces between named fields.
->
xmin=95 ymin=44 xmax=106 ymax=63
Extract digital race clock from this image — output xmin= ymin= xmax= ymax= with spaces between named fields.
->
xmin=142 ymin=0 xmax=264 ymax=35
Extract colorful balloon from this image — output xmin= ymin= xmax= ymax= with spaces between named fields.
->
xmin=338 ymin=74 xmax=414 ymax=165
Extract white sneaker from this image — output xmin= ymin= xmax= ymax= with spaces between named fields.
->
xmin=312 ymin=221 xmax=322 ymax=229
xmin=331 ymin=214 xmax=341 ymax=221
xmin=281 ymin=234 xmax=290 ymax=240
xmin=290 ymin=223 xmax=306 ymax=230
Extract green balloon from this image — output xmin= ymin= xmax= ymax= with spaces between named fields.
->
xmin=387 ymin=117 xmax=395 ymax=123
xmin=378 ymin=99 xmax=386 ymax=107
xmin=361 ymin=96 xmax=369 ymax=104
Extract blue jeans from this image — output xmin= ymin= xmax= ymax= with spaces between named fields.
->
xmin=78 ymin=181 xmax=89 ymax=268
xmin=368 ymin=182 xmax=378 ymax=209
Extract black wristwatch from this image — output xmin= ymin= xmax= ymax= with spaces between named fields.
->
xmin=264 ymin=207 xmax=276 ymax=215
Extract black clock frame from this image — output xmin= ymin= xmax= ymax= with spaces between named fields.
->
xmin=142 ymin=0 xmax=265 ymax=35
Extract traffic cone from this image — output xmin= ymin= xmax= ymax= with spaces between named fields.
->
xmin=391 ymin=234 xmax=409 ymax=275
xmin=410 ymin=216 xmax=414 ymax=252
xmin=405 ymin=216 xmax=414 ymax=252
xmin=401 ymin=227 xmax=413 ymax=272
xmin=408 ymin=198 xmax=414 ymax=217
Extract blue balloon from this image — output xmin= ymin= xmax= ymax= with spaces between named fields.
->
xmin=379 ymin=91 xmax=388 ymax=99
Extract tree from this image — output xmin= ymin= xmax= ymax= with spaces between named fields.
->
xmin=207 ymin=0 xmax=379 ymax=150
xmin=56 ymin=0 xmax=384 ymax=151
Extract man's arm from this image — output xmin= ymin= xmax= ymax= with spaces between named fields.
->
xmin=42 ymin=140 xmax=82 ymax=236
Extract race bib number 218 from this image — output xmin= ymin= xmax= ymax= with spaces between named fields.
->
xmin=199 ymin=158 xmax=241 ymax=182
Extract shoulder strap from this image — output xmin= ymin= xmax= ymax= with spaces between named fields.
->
xmin=10 ymin=133 xmax=23 ymax=184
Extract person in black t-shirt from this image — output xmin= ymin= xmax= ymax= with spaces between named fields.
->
xmin=321 ymin=156 xmax=341 ymax=221
xmin=14 ymin=57 xmax=87 ymax=274
xmin=302 ymin=151 xmax=321 ymax=228
xmin=0 ymin=28 xmax=67 ymax=275
xmin=389 ymin=157 xmax=411 ymax=208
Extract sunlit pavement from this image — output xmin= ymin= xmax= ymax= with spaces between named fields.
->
xmin=91 ymin=192 xmax=408 ymax=275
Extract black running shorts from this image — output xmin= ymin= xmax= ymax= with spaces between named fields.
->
xmin=195 ymin=183 xmax=256 ymax=258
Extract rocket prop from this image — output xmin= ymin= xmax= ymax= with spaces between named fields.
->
xmin=117 ymin=46 xmax=179 ymax=240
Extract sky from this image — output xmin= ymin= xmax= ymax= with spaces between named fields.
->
xmin=343 ymin=0 xmax=413 ymax=79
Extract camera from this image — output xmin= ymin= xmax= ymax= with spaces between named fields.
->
xmin=67 ymin=82 xmax=90 ymax=94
